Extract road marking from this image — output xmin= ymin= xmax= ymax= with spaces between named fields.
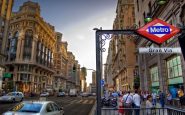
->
xmin=76 ymin=100 xmax=83 ymax=103
xmin=88 ymin=100 xmax=94 ymax=104
xmin=82 ymin=100 xmax=89 ymax=104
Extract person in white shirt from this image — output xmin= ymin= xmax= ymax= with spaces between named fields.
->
xmin=133 ymin=90 xmax=141 ymax=115
xmin=122 ymin=91 xmax=133 ymax=115
xmin=146 ymin=95 xmax=153 ymax=115
xmin=152 ymin=92 xmax=157 ymax=106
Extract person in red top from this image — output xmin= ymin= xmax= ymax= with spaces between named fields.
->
xmin=118 ymin=92 xmax=124 ymax=115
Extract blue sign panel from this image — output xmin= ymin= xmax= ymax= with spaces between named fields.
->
xmin=101 ymin=79 xmax=104 ymax=86
xmin=148 ymin=26 xmax=170 ymax=34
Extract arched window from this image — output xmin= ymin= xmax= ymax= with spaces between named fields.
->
xmin=23 ymin=30 xmax=33 ymax=60
xmin=10 ymin=32 xmax=19 ymax=61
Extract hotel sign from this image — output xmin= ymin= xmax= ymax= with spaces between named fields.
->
xmin=139 ymin=48 xmax=182 ymax=53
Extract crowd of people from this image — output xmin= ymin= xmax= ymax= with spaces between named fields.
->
xmin=103 ymin=88 xmax=185 ymax=115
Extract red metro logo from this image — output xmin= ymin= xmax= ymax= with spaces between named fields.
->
xmin=137 ymin=19 xmax=180 ymax=44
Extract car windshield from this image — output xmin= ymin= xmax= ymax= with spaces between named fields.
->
xmin=6 ymin=92 xmax=16 ymax=96
xmin=10 ymin=103 xmax=42 ymax=113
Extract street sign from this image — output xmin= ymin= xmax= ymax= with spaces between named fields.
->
xmin=139 ymin=47 xmax=182 ymax=53
xmin=137 ymin=18 xmax=180 ymax=44
xmin=101 ymin=79 xmax=104 ymax=86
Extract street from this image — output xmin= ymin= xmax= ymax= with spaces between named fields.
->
xmin=0 ymin=96 xmax=95 ymax=115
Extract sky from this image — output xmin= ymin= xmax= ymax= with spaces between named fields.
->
xmin=13 ymin=0 xmax=117 ymax=86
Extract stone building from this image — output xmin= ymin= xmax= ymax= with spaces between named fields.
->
xmin=0 ymin=0 xmax=14 ymax=90
xmin=92 ymin=70 xmax=96 ymax=85
xmin=3 ymin=1 xmax=55 ymax=93
xmin=134 ymin=0 xmax=185 ymax=96
xmin=105 ymin=0 xmax=136 ymax=91
xmin=75 ymin=61 xmax=81 ymax=92
xmin=53 ymin=32 xmax=67 ymax=91
xmin=66 ymin=51 xmax=76 ymax=91
xmin=104 ymin=40 xmax=114 ymax=90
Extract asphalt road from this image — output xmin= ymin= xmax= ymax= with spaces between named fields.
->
xmin=0 ymin=96 xmax=95 ymax=115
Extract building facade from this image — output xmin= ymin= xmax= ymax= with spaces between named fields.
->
xmin=66 ymin=51 xmax=76 ymax=91
xmin=3 ymin=1 xmax=55 ymax=93
xmin=134 ymin=0 xmax=185 ymax=97
xmin=105 ymin=0 xmax=136 ymax=91
xmin=0 ymin=0 xmax=14 ymax=91
xmin=53 ymin=32 xmax=67 ymax=91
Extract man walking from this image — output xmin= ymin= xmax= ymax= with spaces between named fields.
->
xmin=122 ymin=91 xmax=133 ymax=115
xmin=133 ymin=90 xmax=140 ymax=115
xmin=159 ymin=91 xmax=165 ymax=107
xmin=152 ymin=92 xmax=157 ymax=106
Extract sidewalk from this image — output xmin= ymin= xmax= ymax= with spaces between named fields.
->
xmin=101 ymin=103 xmax=168 ymax=115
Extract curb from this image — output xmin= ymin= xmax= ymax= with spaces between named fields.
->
xmin=89 ymin=102 xmax=97 ymax=115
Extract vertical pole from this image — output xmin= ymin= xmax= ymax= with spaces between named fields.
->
xmin=96 ymin=31 xmax=101 ymax=115
xmin=178 ymin=31 xmax=185 ymax=61
xmin=178 ymin=30 xmax=185 ymax=91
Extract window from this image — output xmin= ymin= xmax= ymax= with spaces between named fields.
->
xmin=167 ymin=56 xmax=182 ymax=79
xmin=150 ymin=66 xmax=159 ymax=82
xmin=9 ymin=32 xmax=19 ymax=61
xmin=46 ymin=103 xmax=54 ymax=112
xmin=23 ymin=30 xmax=33 ymax=60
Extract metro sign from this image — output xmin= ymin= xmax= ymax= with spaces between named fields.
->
xmin=137 ymin=19 xmax=180 ymax=44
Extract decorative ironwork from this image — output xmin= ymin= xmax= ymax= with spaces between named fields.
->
xmin=100 ymin=34 xmax=112 ymax=52
xmin=98 ymin=24 xmax=140 ymax=52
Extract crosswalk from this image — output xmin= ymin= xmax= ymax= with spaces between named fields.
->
xmin=53 ymin=97 xmax=95 ymax=105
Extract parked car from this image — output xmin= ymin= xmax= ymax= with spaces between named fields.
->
xmin=92 ymin=93 xmax=96 ymax=96
xmin=69 ymin=89 xmax=77 ymax=97
xmin=40 ymin=92 xmax=49 ymax=97
xmin=57 ymin=92 xmax=65 ymax=97
xmin=0 ymin=92 xmax=24 ymax=103
xmin=3 ymin=101 xmax=64 ymax=115
xmin=81 ymin=92 xmax=89 ymax=97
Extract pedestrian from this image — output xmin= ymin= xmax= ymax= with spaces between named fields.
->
xmin=143 ymin=91 xmax=147 ymax=101
xmin=167 ymin=91 xmax=172 ymax=105
xmin=122 ymin=91 xmax=133 ymax=115
xmin=152 ymin=92 xmax=157 ymax=106
xmin=178 ymin=88 xmax=185 ymax=106
xmin=159 ymin=91 xmax=165 ymax=107
xmin=118 ymin=93 xmax=124 ymax=115
xmin=146 ymin=95 xmax=153 ymax=115
xmin=133 ymin=90 xmax=141 ymax=115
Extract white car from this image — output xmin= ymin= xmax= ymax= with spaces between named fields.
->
xmin=3 ymin=101 xmax=64 ymax=115
xmin=40 ymin=92 xmax=49 ymax=97
xmin=81 ymin=92 xmax=89 ymax=97
xmin=57 ymin=92 xmax=65 ymax=97
xmin=0 ymin=92 xmax=24 ymax=103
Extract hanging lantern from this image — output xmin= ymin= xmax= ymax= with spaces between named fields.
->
xmin=144 ymin=16 xmax=152 ymax=23
xmin=157 ymin=0 xmax=167 ymax=5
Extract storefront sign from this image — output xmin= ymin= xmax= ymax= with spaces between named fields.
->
xmin=139 ymin=48 xmax=182 ymax=53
